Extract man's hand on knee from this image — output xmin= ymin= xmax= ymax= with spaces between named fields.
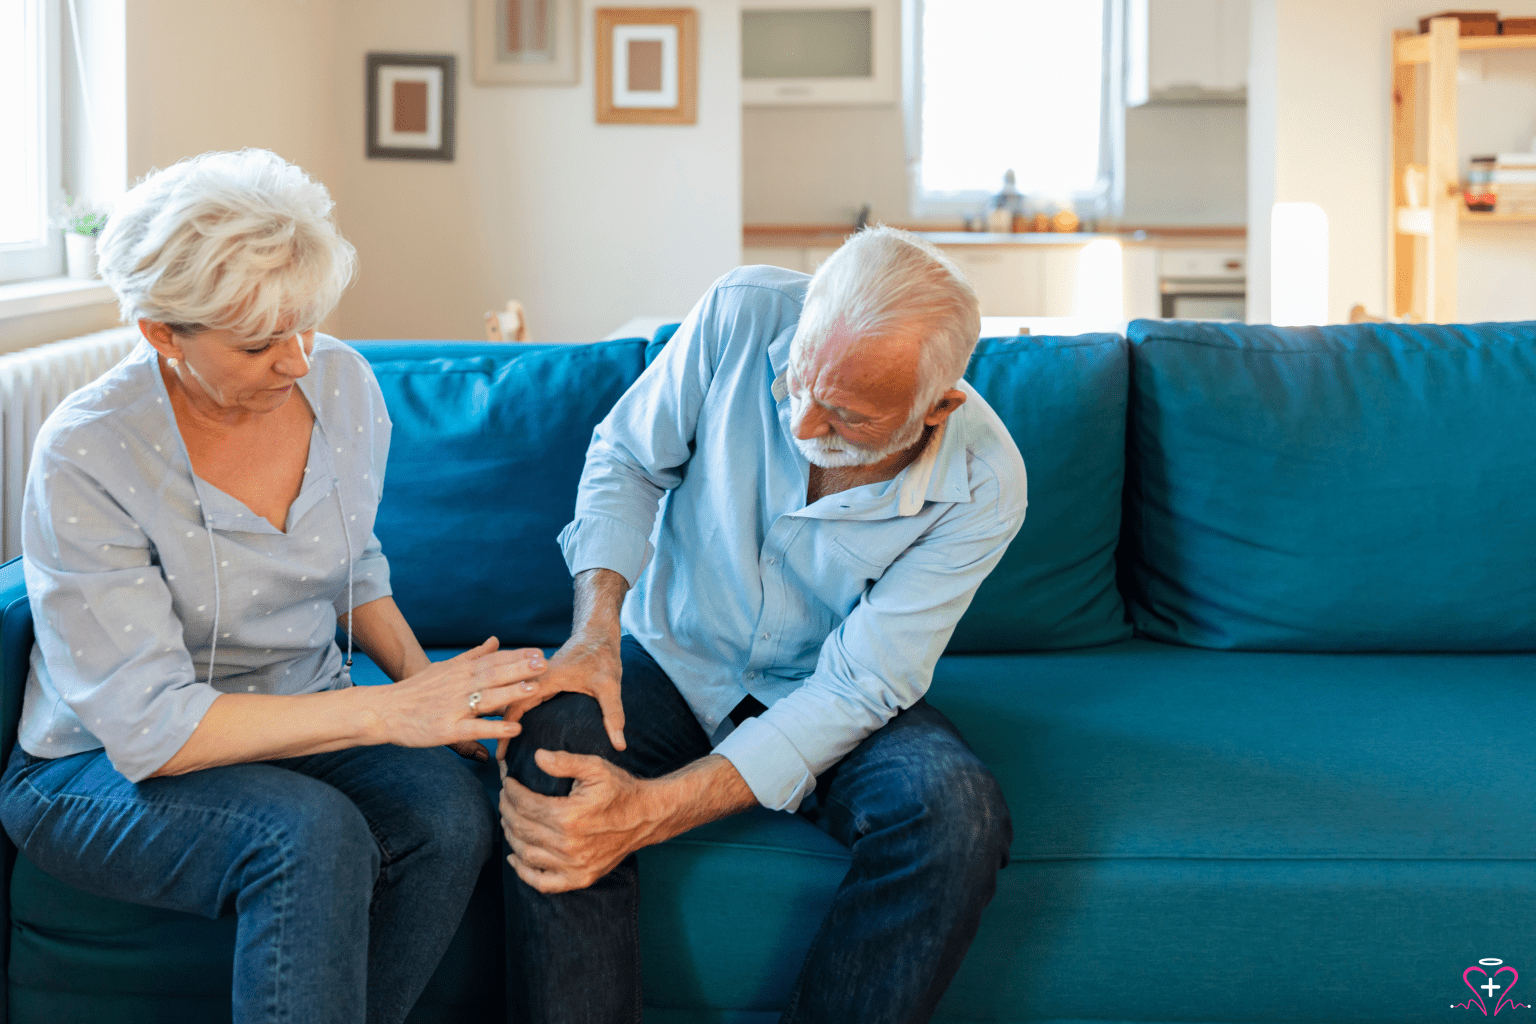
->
xmin=500 ymin=750 xmax=758 ymax=894
xmin=500 ymin=748 xmax=657 ymax=893
xmin=493 ymin=640 xmax=626 ymax=766
xmin=496 ymin=569 xmax=628 ymax=764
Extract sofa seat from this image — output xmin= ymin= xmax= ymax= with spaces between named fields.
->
xmin=12 ymin=638 xmax=1535 ymax=1023
xmin=634 ymin=638 xmax=1536 ymax=1023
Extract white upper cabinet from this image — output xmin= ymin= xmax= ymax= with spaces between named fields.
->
xmin=1136 ymin=0 xmax=1248 ymax=102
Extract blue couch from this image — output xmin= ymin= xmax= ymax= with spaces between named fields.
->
xmin=2 ymin=315 xmax=1534 ymax=1023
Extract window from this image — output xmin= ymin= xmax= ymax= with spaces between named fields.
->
xmin=1 ymin=0 xmax=63 ymax=284
xmin=905 ymin=0 xmax=1124 ymax=219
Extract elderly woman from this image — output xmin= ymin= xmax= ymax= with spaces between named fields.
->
xmin=0 ymin=150 xmax=544 ymax=1024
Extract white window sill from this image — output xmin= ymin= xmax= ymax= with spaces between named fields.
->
xmin=0 ymin=277 xmax=116 ymax=321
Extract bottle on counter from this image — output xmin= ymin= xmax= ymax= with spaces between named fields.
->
xmin=984 ymin=169 xmax=1025 ymax=233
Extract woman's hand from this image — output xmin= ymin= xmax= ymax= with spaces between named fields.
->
xmin=364 ymin=637 xmax=551 ymax=750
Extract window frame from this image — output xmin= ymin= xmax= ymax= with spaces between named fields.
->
xmin=902 ymin=0 xmax=1127 ymax=222
xmin=0 ymin=0 xmax=64 ymax=284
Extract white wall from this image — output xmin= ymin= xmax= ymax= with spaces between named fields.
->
xmin=1248 ymin=0 xmax=1536 ymax=324
xmin=126 ymin=0 xmax=344 ymax=204
xmin=1245 ymin=0 xmax=1276 ymax=322
xmin=331 ymin=0 xmax=742 ymax=341
xmin=96 ymin=0 xmax=741 ymax=343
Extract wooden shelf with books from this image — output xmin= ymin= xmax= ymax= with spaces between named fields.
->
xmin=1389 ymin=17 xmax=1536 ymax=322
xmin=1395 ymin=30 xmax=1536 ymax=63
xmin=1460 ymin=210 xmax=1536 ymax=223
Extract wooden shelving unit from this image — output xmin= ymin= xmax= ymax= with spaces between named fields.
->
xmin=1461 ymin=210 xmax=1536 ymax=222
xmin=1389 ymin=18 xmax=1536 ymax=322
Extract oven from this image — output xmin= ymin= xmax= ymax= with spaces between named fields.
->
xmin=1158 ymin=249 xmax=1247 ymax=320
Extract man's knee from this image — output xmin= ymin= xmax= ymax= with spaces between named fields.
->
xmin=506 ymin=692 xmax=614 ymax=796
xmin=895 ymin=752 xmax=1013 ymax=876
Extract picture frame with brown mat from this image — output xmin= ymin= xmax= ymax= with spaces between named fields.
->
xmin=595 ymin=7 xmax=697 ymax=125
xmin=473 ymin=0 xmax=580 ymax=85
xmin=366 ymin=53 xmax=456 ymax=161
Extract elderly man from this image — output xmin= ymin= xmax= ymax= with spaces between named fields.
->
xmin=498 ymin=226 xmax=1026 ymax=1023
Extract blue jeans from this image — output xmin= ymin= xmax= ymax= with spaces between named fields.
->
xmin=502 ymin=636 xmax=1012 ymax=1024
xmin=0 ymin=741 xmax=495 ymax=1024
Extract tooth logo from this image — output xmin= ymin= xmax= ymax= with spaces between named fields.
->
xmin=1455 ymin=959 xmax=1531 ymax=1015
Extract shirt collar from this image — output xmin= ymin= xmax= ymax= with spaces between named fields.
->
xmin=767 ymin=331 xmax=974 ymax=516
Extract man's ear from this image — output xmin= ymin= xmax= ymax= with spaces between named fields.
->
xmin=138 ymin=319 xmax=183 ymax=363
xmin=923 ymin=388 xmax=968 ymax=427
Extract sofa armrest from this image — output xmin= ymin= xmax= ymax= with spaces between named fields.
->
xmin=0 ymin=555 xmax=32 ymax=1024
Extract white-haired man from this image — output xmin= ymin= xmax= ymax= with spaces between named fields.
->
xmin=498 ymin=226 xmax=1027 ymax=1023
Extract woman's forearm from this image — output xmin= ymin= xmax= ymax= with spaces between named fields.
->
xmin=149 ymin=634 xmax=546 ymax=778
xmin=343 ymin=595 xmax=431 ymax=681
xmin=150 ymin=687 xmax=388 ymax=777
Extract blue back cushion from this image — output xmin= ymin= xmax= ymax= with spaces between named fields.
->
xmin=948 ymin=334 xmax=1131 ymax=651
xmin=1123 ymin=318 xmax=1536 ymax=651
xmin=358 ymin=341 xmax=648 ymax=647
xmin=360 ymin=326 xmax=1130 ymax=653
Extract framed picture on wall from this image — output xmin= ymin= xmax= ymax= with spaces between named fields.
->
xmin=595 ymin=7 xmax=697 ymax=125
xmin=366 ymin=53 xmax=456 ymax=161
xmin=473 ymin=0 xmax=580 ymax=85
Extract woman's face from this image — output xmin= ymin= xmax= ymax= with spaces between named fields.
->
xmin=146 ymin=321 xmax=316 ymax=417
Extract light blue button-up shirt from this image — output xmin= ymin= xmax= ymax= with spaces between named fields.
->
xmin=19 ymin=336 xmax=392 ymax=782
xmin=558 ymin=266 xmax=1027 ymax=811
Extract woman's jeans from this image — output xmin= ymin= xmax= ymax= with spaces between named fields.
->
xmin=0 ymin=741 xmax=495 ymax=1024
xmin=503 ymin=636 xmax=1013 ymax=1024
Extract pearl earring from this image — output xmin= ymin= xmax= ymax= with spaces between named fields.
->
xmin=167 ymin=357 xmax=179 ymax=369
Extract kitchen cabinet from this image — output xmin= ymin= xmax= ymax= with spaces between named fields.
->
xmin=1144 ymin=0 xmax=1248 ymax=99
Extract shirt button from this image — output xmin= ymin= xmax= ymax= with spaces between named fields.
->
xmin=745 ymin=671 xmax=756 ymax=679
xmin=761 ymin=632 xmax=770 ymax=641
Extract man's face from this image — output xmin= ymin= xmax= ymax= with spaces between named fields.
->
xmin=787 ymin=322 xmax=928 ymax=469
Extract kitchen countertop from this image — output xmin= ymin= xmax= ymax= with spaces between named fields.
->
xmin=604 ymin=314 xmax=1130 ymax=342
xmin=745 ymin=224 xmax=1246 ymax=248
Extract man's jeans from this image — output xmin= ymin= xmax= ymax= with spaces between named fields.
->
xmin=503 ymin=636 xmax=1012 ymax=1024
xmin=0 ymin=741 xmax=495 ymax=1024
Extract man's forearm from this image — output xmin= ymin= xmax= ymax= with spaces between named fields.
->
xmin=641 ymin=754 xmax=758 ymax=846
xmin=569 ymin=567 xmax=629 ymax=648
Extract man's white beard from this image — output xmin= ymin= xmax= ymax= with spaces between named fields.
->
xmin=794 ymin=401 xmax=929 ymax=469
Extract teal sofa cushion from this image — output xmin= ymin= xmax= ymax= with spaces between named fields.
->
xmin=1124 ymin=318 xmax=1536 ymax=651
xmin=948 ymin=333 xmax=1130 ymax=651
xmin=359 ymin=341 xmax=649 ymax=648
xmin=626 ymin=638 xmax=1536 ymax=1022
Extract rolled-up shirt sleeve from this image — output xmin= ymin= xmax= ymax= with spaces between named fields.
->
xmin=715 ymin=467 xmax=1027 ymax=811
xmin=22 ymin=445 xmax=218 ymax=783
xmin=337 ymin=531 xmax=392 ymax=613
xmin=559 ymin=290 xmax=720 ymax=587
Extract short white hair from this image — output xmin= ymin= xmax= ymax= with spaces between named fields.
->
xmin=792 ymin=224 xmax=980 ymax=412
xmin=98 ymin=149 xmax=356 ymax=339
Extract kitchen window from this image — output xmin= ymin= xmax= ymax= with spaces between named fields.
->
xmin=905 ymin=0 xmax=1124 ymax=219
xmin=0 ymin=0 xmax=63 ymax=284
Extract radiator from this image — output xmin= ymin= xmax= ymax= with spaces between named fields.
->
xmin=0 ymin=326 xmax=141 ymax=562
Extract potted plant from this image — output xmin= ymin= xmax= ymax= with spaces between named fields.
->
xmin=55 ymin=196 xmax=108 ymax=279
